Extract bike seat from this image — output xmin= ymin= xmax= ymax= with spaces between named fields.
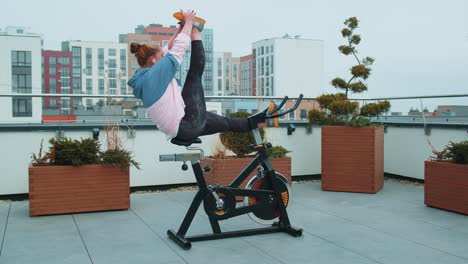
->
xmin=171 ymin=137 xmax=202 ymax=147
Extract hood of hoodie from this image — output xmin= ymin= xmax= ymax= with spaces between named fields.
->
xmin=127 ymin=68 xmax=150 ymax=99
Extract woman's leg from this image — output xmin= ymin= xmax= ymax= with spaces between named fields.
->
xmin=176 ymin=30 xmax=251 ymax=140
xmin=176 ymin=36 xmax=206 ymax=140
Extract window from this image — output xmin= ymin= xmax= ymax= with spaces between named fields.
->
xmin=109 ymin=79 xmax=117 ymax=88
xmin=108 ymin=59 xmax=117 ymax=68
xmin=108 ymin=48 xmax=116 ymax=56
xmin=72 ymin=78 xmax=81 ymax=90
xmin=289 ymin=110 xmax=295 ymax=120
xmin=59 ymin=57 xmax=70 ymax=65
xmin=11 ymin=51 xmax=31 ymax=66
xmin=163 ymin=40 xmax=169 ymax=47
xmin=86 ymin=48 xmax=92 ymax=57
xmin=217 ymin=58 xmax=222 ymax=76
xmin=98 ymin=79 xmax=104 ymax=94
xmin=98 ymin=48 xmax=104 ymax=58
xmin=12 ymin=97 xmax=32 ymax=117
xmin=12 ymin=74 xmax=32 ymax=94
xmin=72 ymin=68 xmax=81 ymax=77
xmin=61 ymin=77 xmax=69 ymax=88
xmin=271 ymin=55 xmax=274 ymax=73
xmin=49 ymin=56 xmax=56 ymax=65
xmin=60 ymin=67 xmax=70 ymax=77
xmin=233 ymin=64 xmax=238 ymax=80
xmin=300 ymin=109 xmax=307 ymax=120
xmin=108 ymin=69 xmax=117 ymax=78
xmin=72 ymin=47 xmax=81 ymax=57
xmin=50 ymin=78 xmax=56 ymax=93
xmin=218 ymin=79 xmax=222 ymax=91
xmin=49 ymin=66 xmax=56 ymax=75
xmin=120 ymin=79 xmax=127 ymax=94
xmin=86 ymin=79 xmax=92 ymax=94
xmin=225 ymin=79 xmax=230 ymax=91
xmin=72 ymin=57 xmax=81 ymax=67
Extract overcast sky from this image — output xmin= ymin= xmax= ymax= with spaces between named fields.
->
xmin=2 ymin=0 xmax=467 ymax=111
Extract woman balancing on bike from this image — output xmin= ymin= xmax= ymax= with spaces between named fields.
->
xmin=128 ymin=10 xmax=251 ymax=142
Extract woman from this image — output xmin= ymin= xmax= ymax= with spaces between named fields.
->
xmin=128 ymin=10 xmax=251 ymax=142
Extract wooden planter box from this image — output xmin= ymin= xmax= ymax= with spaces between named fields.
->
xmin=201 ymin=156 xmax=291 ymax=195
xmin=425 ymin=160 xmax=468 ymax=215
xmin=321 ymin=126 xmax=384 ymax=193
xmin=29 ymin=164 xmax=130 ymax=216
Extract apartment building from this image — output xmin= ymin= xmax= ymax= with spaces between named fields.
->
xmin=61 ymin=41 xmax=128 ymax=108
xmin=0 ymin=27 xmax=42 ymax=123
xmin=42 ymin=50 xmax=73 ymax=114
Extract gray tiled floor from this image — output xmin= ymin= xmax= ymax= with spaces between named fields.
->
xmin=0 ymin=181 xmax=467 ymax=264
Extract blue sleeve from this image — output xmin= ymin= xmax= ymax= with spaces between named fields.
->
xmin=141 ymin=54 xmax=180 ymax=107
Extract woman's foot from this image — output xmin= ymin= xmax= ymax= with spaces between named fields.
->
xmin=173 ymin=12 xmax=205 ymax=32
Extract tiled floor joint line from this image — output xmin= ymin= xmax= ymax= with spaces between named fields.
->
xmin=72 ymin=214 xmax=94 ymax=264
xmin=0 ymin=202 xmax=11 ymax=257
xmin=304 ymin=230 xmax=385 ymax=264
xmin=129 ymin=208 xmax=189 ymax=264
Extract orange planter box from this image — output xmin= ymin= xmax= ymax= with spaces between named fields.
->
xmin=200 ymin=157 xmax=291 ymax=194
xmin=424 ymin=160 xmax=468 ymax=215
xmin=29 ymin=164 xmax=130 ymax=216
xmin=321 ymin=126 xmax=384 ymax=193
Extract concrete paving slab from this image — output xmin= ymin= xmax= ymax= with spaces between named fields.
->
xmin=0 ymin=201 xmax=91 ymax=264
xmin=73 ymin=209 xmax=181 ymax=264
xmin=291 ymin=201 xmax=468 ymax=264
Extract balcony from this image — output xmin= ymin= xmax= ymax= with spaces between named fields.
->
xmin=0 ymin=94 xmax=467 ymax=263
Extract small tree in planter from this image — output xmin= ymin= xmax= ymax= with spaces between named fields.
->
xmin=201 ymin=112 xmax=292 ymax=191
xmin=310 ymin=17 xmax=390 ymax=193
xmin=29 ymin=137 xmax=140 ymax=216
xmin=425 ymin=140 xmax=468 ymax=215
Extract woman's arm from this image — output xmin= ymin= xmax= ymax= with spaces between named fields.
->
xmin=179 ymin=10 xmax=195 ymax=37
xmin=167 ymin=22 xmax=183 ymax=50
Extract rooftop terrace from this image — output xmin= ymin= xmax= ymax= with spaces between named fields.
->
xmin=1 ymin=180 xmax=467 ymax=264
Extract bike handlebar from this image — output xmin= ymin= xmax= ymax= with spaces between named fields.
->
xmin=266 ymin=94 xmax=303 ymax=119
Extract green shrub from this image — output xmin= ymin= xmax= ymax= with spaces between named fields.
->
xmin=266 ymin=146 xmax=290 ymax=158
xmin=219 ymin=112 xmax=265 ymax=158
xmin=429 ymin=140 xmax=468 ymax=165
xmin=32 ymin=137 xmax=140 ymax=169
xmin=49 ymin=137 xmax=100 ymax=166
xmin=101 ymin=148 xmax=141 ymax=169
xmin=446 ymin=141 xmax=468 ymax=165
xmin=310 ymin=17 xmax=390 ymax=127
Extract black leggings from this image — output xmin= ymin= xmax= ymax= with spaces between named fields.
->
xmin=176 ymin=41 xmax=250 ymax=141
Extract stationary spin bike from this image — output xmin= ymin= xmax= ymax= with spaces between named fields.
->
xmin=159 ymin=95 xmax=304 ymax=249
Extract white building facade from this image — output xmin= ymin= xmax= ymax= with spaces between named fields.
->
xmin=61 ymin=41 xmax=128 ymax=108
xmin=0 ymin=27 xmax=42 ymax=123
xmin=252 ymin=36 xmax=324 ymax=97
xmin=213 ymin=52 xmax=241 ymax=96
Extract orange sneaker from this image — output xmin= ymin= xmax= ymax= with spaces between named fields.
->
xmin=173 ymin=12 xmax=206 ymax=32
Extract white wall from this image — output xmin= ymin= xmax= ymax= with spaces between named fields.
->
xmin=0 ymin=125 xmax=466 ymax=195
xmin=384 ymin=126 xmax=468 ymax=179
xmin=0 ymin=34 xmax=42 ymax=123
